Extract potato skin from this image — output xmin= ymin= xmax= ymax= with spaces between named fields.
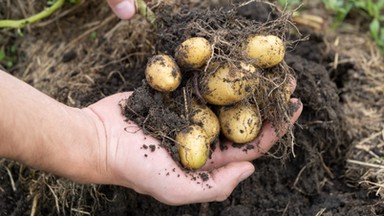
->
xmin=244 ymin=35 xmax=285 ymax=68
xmin=190 ymin=101 xmax=220 ymax=144
xmin=176 ymin=125 xmax=209 ymax=169
xmin=145 ymin=54 xmax=182 ymax=92
xmin=202 ymin=62 xmax=257 ymax=105
xmin=175 ymin=37 xmax=212 ymax=69
xmin=219 ymin=103 xmax=262 ymax=144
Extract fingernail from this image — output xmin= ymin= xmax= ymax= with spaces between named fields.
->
xmin=287 ymin=98 xmax=302 ymax=117
xmin=115 ymin=0 xmax=135 ymax=20
xmin=238 ymin=168 xmax=254 ymax=182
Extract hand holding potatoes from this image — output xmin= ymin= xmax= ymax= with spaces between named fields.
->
xmin=91 ymin=91 xmax=302 ymax=205
xmin=141 ymin=33 xmax=288 ymax=170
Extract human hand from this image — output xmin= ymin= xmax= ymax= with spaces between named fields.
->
xmin=0 ymin=69 xmax=301 ymax=205
xmin=83 ymin=87 xmax=302 ymax=205
xmin=107 ymin=0 xmax=136 ymax=20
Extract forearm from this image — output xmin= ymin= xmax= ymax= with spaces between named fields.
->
xmin=0 ymin=70 xmax=105 ymax=183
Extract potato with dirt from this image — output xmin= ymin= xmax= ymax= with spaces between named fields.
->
xmin=190 ymin=100 xmax=220 ymax=144
xmin=243 ymin=35 xmax=285 ymax=68
xmin=176 ymin=125 xmax=210 ymax=169
xmin=145 ymin=54 xmax=182 ymax=92
xmin=219 ymin=102 xmax=262 ymax=144
xmin=175 ymin=37 xmax=212 ymax=69
xmin=201 ymin=62 xmax=257 ymax=105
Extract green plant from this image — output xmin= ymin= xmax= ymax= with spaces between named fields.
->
xmin=0 ymin=45 xmax=18 ymax=68
xmin=0 ymin=0 xmax=155 ymax=29
xmin=0 ymin=0 xmax=65 ymax=28
xmin=323 ymin=0 xmax=384 ymax=52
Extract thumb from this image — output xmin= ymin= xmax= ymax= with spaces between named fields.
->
xmin=107 ymin=0 xmax=136 ymax=20
xmin=209 ymin=161 xmax=255 ymax=202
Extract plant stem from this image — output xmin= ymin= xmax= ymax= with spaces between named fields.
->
xmin=135 ymin=0 xmax=156 ymax=25
xmin=0 ymin=0 xmax=65 ymax=29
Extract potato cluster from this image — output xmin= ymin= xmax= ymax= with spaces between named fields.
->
xmin=144 ymin=35 xmax=286 ymax=169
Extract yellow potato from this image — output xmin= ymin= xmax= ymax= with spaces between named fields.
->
xmin=244 ymin=35 xmax=285 ymax=68
xmin=175 ymin=37 xmax=212 ymax=69
xmin=145 ymin=54 xmax=181 ymax=92
xmin=176 ymin=125 xmax=209 ymax=169
xmin=190 ymin=101 xmax=220 ymax=144
xmin=282 ymin=83 xmax=291 ymax=104
xmin=202 ymin=62 xmax=257 ymax=105
xmin=265 ymin=73 xmax=291 ymax=104
xmin=219 ymin=103 xmax=262 ymax=144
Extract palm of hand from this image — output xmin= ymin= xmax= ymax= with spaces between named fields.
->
xmin=87 ymin=92 xmax=302 ymax=205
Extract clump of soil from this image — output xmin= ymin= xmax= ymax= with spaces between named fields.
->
xmin=122 ymin=1 xmax=298 ymax=168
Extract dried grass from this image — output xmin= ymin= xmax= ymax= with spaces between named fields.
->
xmin=326 ymin=33 xmax=384 ymax=198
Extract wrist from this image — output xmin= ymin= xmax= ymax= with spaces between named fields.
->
xmin=0 ymin=70 xmax=112 ymax=184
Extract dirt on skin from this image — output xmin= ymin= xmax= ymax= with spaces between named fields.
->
xmin=1 ymin=0 xmax=384 ymax=215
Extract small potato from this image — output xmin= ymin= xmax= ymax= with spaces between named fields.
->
xmin=219 ymin=103 xmax=262 ymax=144
xmin=190 ymin=101 xmax=220 ymax=144
xmin=145 ymin=54 xmax=181 ymax=92
xmin=176 ymin=125 xmax=209 ymax=169
xmin=175 ymin=37 xmax=212 ymax=69
xmin=282 ymin=84 xmax=291 ymax=104
xmin=243 ymin=35 xmax=285 ymax=68
xmin=202 ymin=62 xmax=257 ymax=105
xmin=265 ymin=73 xmax=291 ymax=104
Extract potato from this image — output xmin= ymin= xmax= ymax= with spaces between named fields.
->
xmin=282 ymin=83 xmax=291 ymax=104
xmin=243 ymin=35 xmax=285 ymax=68
xmin=219 ymin=103 xmax=262 ymax=144
xmin=202 ymin=62 xmax=257 ymax=105
xmin=265 ymin=73 xmax=291 ymax=104
xmin=145 ymin=54 xmax=181 ymax=92
xmin=175 ymin=37 xmax=212 ymax=69
xmin=190 ymin=100 xmax=220 ymax=144
xmin=176 ymin=125 xmax=209 ymax=169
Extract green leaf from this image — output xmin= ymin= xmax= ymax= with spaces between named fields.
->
xmin=90 ymin=31 xmax=97 ymax=40
xmin=370 ymin=19 xmax=380 ymax=41
xmin=0 ymin=50 xmax=5 ymax=61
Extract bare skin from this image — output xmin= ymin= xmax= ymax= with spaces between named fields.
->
xmin=0 ymin=69 xmax=302 ymax=205
xmin=106 ymin=0 xmax=136 ymax=20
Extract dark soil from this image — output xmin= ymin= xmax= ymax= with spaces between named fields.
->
xmin=1 ymin=0 xmax=383 ymax=215
xmin=97 ymin=2 xmax=384 ymax=215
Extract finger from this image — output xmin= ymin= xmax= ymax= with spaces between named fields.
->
xmin=107 ymin=0 xmax=136 ymax=20
xmin=288 ymin=75 xmax=297 ymax=95
xmin=150 ymin=161 xmax=255 ymax=205
xmin=204 ymin=98 xmax=303 ymax=170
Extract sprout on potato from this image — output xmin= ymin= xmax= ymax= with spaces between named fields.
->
xmin=190 ymin=100 xmax=220 ymax=144
xmin=176 ymin=125 xmax=209 ymax=169
xmin=175 ymin=37 xmax=212 ymax=69
xmin=201 ymin=62 xmax=257 ymax=105
xmin=219 ymin=103 xmax=262 ymax=144
xmin=145 ymin=54 xmax=182 ymax=92
xmin=243 ymin=35 xmax=285 ymax=68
